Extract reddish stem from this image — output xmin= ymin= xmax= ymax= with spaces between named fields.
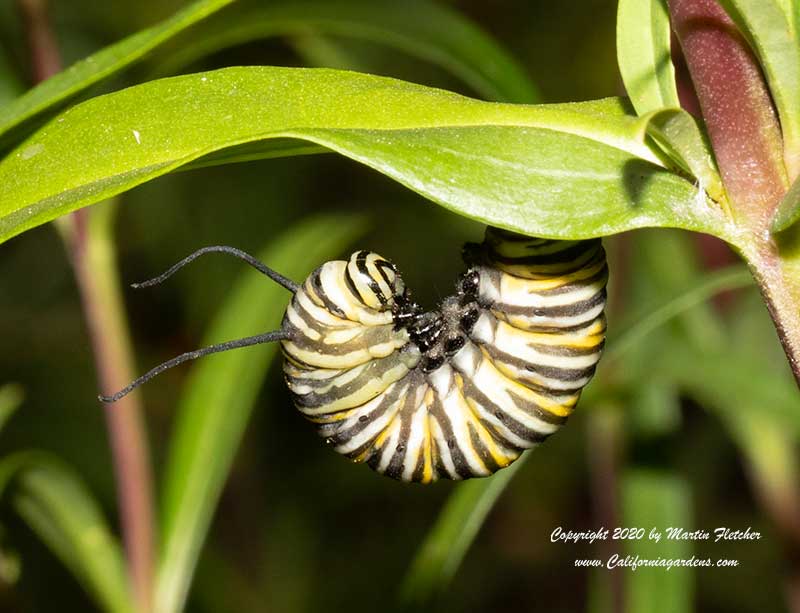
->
xmin=668 ymin=0 xmax=788 ymax=230
xmin=66 ymin=211 xmax=155 ymax=613
xmin=17 ymin=0 xmax=61 ymax=82
xmin=17 ymin=1 xmax=155 ymax=611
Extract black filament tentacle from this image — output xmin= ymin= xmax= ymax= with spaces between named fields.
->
xmin=132 ymin=245 xmax=299 ymax=293
xmin=99 ymin=330 xmax=288 ymax=403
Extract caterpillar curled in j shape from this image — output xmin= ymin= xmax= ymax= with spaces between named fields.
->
xmin=100 ymin=229 xmax=608 ymax=484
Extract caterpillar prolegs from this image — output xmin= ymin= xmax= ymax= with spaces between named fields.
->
xmin=102 ymin=227 xmax=607 ymax=483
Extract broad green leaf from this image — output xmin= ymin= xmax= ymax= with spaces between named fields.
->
xmin=398 ymin=458 xmax=525 ymax=609
xmin=151 ymin=0 xmax=538 ymax=103
xmin=0 ymin=0 xmax=235 ymax=144
xmin=0 ymin=454 xmax=131 ymax=613
xmin=157 ymin=214 xmax=367 ymax=613
xmin=0 ymin=67 xmax=735 ymax=247
xmin=621 ymin=470 xmax=693 ymax=613
xmin=771 ymin=171 xmax=800 ymax=232
xmin=616 ymin=0 xmax=679 ymax=114
xmin=718 ymin=0 xmax=800 ymax=180
xmin=0 ymin=384 xmax=23 ymax=435
xmin=635 ymin=108 xmax=726 ymax=205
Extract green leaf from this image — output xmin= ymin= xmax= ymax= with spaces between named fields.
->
xmin=0 ymin=384 xmax=23 ymax=435
xmin=398 ymin=459 xmax=525 ymax=609
xmin=0 ymin=67 xmax=734 ymax=247
xmin=717 ymin=0 xmax=800 ymax=179
xmin=0 ymin=0 xmax=235 ymax=145
xmin=772 ymin=0 xmax=797 ymax=41
xmin=635 ymin=108 xmax=726 ymax=205
xmin=616 ymin=0 xmax=679 ymax=114
xmin=0 ymin=454 xmax=131 ymax=613
xmin=289 ymin=33 xmax=377 ymax=74
xmin=153 ymin=0 xmax=539 ymax=103
xmin=771 ymin=171 xmax=800 ymax=232
xmin=156 ymin=213 xmax=367 ymax=613
xmin=621 ymin=470 xmax=693 ymax=613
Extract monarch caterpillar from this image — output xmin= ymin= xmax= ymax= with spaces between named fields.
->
xmin=102 ymin=227 xmax=607 ymax=483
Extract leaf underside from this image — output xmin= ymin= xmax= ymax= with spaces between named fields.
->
xmin=0 ymin=67 xmax=732 ymax=246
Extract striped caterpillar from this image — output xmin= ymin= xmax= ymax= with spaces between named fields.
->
xmin=102 ymin=227 xmax=607 ymax=483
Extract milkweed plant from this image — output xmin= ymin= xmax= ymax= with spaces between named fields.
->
xmin=0 ymin=0 xmax=799 ymax=612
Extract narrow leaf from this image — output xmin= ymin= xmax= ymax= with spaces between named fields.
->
xmin=0 ymin=0 xmax=235 ymax=143
xmin=635 ymin=107 xmax=725 ymax=204
xmin=153 ymin=0 xmax=539 ymax=103
xmin=717 ymin=0 xmax=800 ymax=181
xmin=771 ymin=168 xmax=800 ymax=232
xmin=289 ymin=33 xmax=376 ymax=74
xmin=699 ymin=293 xmax=800 ymax=536
xmin=675 ymin=291 xmax=800 ymax=435
xmin=0 ymin=454 xmax=131 ymax=613
xmin=398 ymin=459 xmax=525 ymax=609
xmin=621 ymin=470 xmax=693 ymax=613
xmin=606 ymin=266 xmax=751 ymax=360
xmin=664 ymin=343 xmax=800 ymax=435
xmin=0 ymin=67 xmax=734 ymax=247
xmin=727 ymin=411 xmax=800 ymax=538
xmin=156 ymin=214 xmax=367 ymax=613
xmin=617 ymin=0 xmax=679 ymax=114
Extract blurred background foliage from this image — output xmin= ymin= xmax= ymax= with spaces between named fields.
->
xmin=0 ymin=0 xmax=798 ymax=612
